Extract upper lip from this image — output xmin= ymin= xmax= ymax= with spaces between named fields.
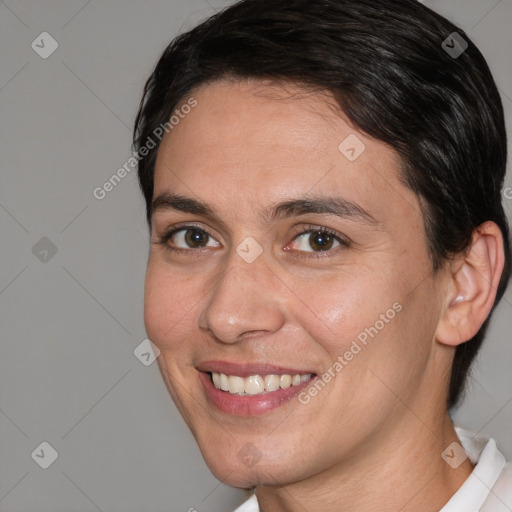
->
xmin=196 ymin=360 xmax=316 ymax=377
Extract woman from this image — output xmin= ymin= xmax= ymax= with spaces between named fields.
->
xmin=133 ymin=0 xmax=512 ymax=510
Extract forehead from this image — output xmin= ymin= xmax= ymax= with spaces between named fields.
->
xmin=153 ymin=79 xmax=420 ymax=229
xmin=161 ymin=79 xmax=364 ymax=166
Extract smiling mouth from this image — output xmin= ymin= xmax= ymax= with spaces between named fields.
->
xmin=209 ymin=371 xmax=314 ymax=396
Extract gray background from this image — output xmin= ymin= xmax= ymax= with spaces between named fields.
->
xmin=0 ymin=1 xmax=511 ymax=511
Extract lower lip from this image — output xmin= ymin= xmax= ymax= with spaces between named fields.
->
xmin=198 ymin=371 xmax=317 ymax=416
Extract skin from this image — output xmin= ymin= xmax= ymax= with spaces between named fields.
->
xmin=144 ymin=79 xmax=504 ymax=511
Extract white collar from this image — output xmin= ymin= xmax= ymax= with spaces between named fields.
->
xmin=441 ymin=426 xmax=509 ymax=512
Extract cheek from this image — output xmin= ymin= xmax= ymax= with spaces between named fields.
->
xmin=143 ymin=261 xmax=193 ymax=349
xmin=293 ymin=261 xmax=434 ymax=396
xmin=292 ymin=269 xmax=398 ymax=353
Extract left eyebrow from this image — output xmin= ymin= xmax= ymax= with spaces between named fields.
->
xmin=261 ymin=195 xmax=379 ymax=227
xmin=151 ymin=192 xmax=379 ymax=227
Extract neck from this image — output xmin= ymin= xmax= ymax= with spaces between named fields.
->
xmin=254 ymin=411 xmax=473 ymax=512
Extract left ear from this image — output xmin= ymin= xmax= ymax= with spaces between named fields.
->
xmin=436 ymin=221 xmax=505 ymax=347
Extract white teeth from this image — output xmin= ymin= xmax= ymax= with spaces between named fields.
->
xmin=279 ymin=374 xmax=292 ymax=389
xmin=228 ymin=375 xmax=245 ymax=393
xmin=245 ymin=375 xmax=265 ymax=395
xmin=219 ymin=373 xmax=229 ymax=391
xmin=211 ymin=371 xmax=313 ymax=395
xmin=264 ymin=374 xmax=280 ymax=391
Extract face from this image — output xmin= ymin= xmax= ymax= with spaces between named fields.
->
xmin=144 ymin=79 xmax=448 ymax=488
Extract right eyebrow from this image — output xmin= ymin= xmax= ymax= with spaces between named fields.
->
xmin=152 ymin=192 xmax=216 ymax=217
xmin=151 ymin=192 xmax=231 ymax=232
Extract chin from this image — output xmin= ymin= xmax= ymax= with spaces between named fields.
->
xmin=197 ymin=440 xmax=311 ymax=489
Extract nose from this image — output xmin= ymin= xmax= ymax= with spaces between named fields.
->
xmin=198 ymin=252 xmax=286 ymax=344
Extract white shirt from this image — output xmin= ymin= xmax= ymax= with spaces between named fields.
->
xmin=233 ymin=427 xmax=512 ymax=511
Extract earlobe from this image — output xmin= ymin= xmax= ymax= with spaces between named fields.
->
xmin=436 ymin=221 xmax=505 ymax=347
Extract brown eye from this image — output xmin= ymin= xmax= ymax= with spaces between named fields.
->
xmin=290 ymin=228 xmax=343 ymax=253
xmin=167 ymin=227 xmax=220 ymax=250
xmin=183 ymin=228 xmax=209 ymax=247
xmin=308 ymin=231 xmax=336 ymax=251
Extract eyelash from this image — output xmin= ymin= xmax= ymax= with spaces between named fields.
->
xmin=153 ymin=223 xmax=349 ymax=258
